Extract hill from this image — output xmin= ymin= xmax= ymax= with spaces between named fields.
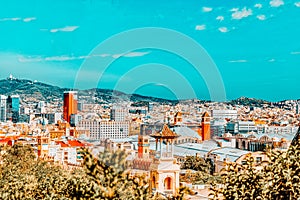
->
xmin=0 ymin=78 xmax=178 ymax=104
xmin=0 ymin=78 xmax=277 ymax=107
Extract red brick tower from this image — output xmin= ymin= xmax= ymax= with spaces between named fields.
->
xmin=201 ymin=112 xmax=211 ymax=141
xmin=63 ymin=91 xmax=78 ymax=123
xmin=138 ymin=135 xmax=150 ymax=159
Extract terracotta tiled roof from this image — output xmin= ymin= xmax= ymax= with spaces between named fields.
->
xmin=68 ymin=140 xmax=85 ymax=147
xmin=0 ymin=138 xmax=11 ymax=143
xmin=55 ymin=140 xmax=85 ymax=147
xmin=55 ymin=141 xmax=69 ymax=147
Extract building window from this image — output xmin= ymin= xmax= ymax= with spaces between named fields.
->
xmin=152 ymin=176 xmax=156 ymax=188
xmin=164 ymin=177 xmax=172 ymax=190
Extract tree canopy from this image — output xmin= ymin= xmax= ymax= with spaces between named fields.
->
xmin=211 ymin=140 xmax=300 ymax=200
xmin=0 ymin=144 xmax=189 ymax=200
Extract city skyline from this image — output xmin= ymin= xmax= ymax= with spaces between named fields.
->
xmin=0 ymin=0 xmax=299 ymax=101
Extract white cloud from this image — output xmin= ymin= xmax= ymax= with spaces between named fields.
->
xmin=295 ymin=2 xmax=300 ymax=7
xmin=254 ymin=3 xmax=263 ymax=9
xmin=232 ymin=7 xmax=253 ymax=19
xmin=202 ymin=7 xmax=213 ymax=12
xmin=112 ymin=52 xmax=150 ymax=58
xmin=230 ymin=8 xmax=239 ymax=12
xmin=0 ymin=17 xmax=21 ymax=21
xmin=291 ymin=52 xmax=300 ymax=55
xmin=19 ymin=55 xmax=79 ymax=62
xmin=112 ymin=54 xmax=123 ymax=59
xmin=99 ymin=54 xmax=111 ymax=57
xmin=18 ymin=51 xmax=150 ymax=63
xmin=11 ymin=18 xmax=21 ymax=21
xmin=229 ymin=60 xmax=248 ymax=63
xmin=270 ymin=0 xmax=284 ymax=7
xmin=50 ymin=26 xmax=79 ymax=33
xmin=123 ymin=51 xmax=150 ymax=57
xmin=23 ymin=17 xmax=36 ymax=22
xmin=45 ymin=56 xmax=77 ymax=61
xmin=0 ymin=17 xmax=36 ymax=22
xmin=268 ymin=58 xmax=276 ymax=62
xmin=18 ymin=56 xmax=43 ymax=62
xmin=216 ymin=16 xmax=224 ymax=21
xmin=218 ymin=27 xmax=229 ymax=33
xmin=257 ymin=14 xmax=267 ymax=20
xmin=195 ymin=24 xmax=206 ymax=30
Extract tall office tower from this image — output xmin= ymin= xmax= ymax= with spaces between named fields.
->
xmin=110 ymin=107 xmax=126 ymax=121
xmin=6 ymin=95 xmax=20 ymax=123
xmin=0 ymin=95 xmax=7 ymax=122
xmin=63 ymin=91 xmax=78 ymax=123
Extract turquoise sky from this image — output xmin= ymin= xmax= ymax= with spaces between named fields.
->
xmin=0 ymin=0 xmax=299 ymax=101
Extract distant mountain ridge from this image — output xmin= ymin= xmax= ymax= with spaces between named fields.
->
xmin=0 ymin=78 xmax=283 ymax=107
xmin=0 ymin=78 xmax=179 ymax=104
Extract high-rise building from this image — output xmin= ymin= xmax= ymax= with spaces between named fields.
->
xmin=0 ymin=95 xmax=7 ymax=122
xmin=63 ymin=91 xmax=78 ymax=124
xmin=6 ymin=95 xmax=20 ymax=123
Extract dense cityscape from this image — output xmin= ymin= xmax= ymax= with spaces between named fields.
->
xmin=1 ymin=0 xmax=300 ymax=199
xmin=0 ymin=75 xmax=300 ymax=199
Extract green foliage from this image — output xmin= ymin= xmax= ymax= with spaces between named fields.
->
xmin=0 ymin=144 xmax=71 ymax=199
xmin=262 ymin=142 xmax=300 ymax=199
xmin=181 ymin=155 xmax=220 ymax=185
xmin=211 ymin=140 xmax=300 ymax=200
xmin=79 ymin=149 xmax=151 ymax=200
xmin=0 ymin=144 xmax=189 ymax=200
xmin=211 ymin=156 xmax=264 ymax=200
xmin=181 ymin=155 xmax=210 ymax=173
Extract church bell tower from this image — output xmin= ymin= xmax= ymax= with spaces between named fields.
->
xmin=149 ymin=124 xmax=180 ymax=196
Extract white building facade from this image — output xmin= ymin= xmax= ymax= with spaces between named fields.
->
xmin=78 ymin=120 xmax=129 ymax=140
xmin=211 ymin=109 xmax=238 ymax=120
xmin=0 ymin=95 xmax=7 ymax=122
